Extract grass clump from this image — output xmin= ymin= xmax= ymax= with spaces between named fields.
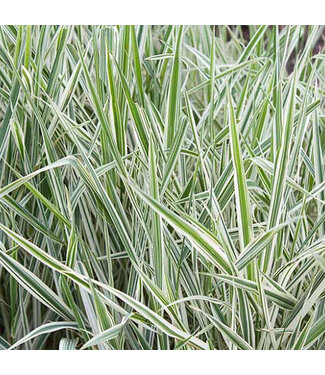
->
xmin=0 ymin=25 xmax=324 ymax=350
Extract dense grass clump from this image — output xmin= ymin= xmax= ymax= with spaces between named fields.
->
xmin=0 ymin=25 xmax=324 ymax=350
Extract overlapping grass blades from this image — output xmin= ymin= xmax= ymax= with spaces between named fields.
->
xmin=0 ymin=25 xmax=324 ymax=350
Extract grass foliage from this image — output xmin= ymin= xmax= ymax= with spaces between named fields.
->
xmin=0 ymin=25 xmax=325 ymax=350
